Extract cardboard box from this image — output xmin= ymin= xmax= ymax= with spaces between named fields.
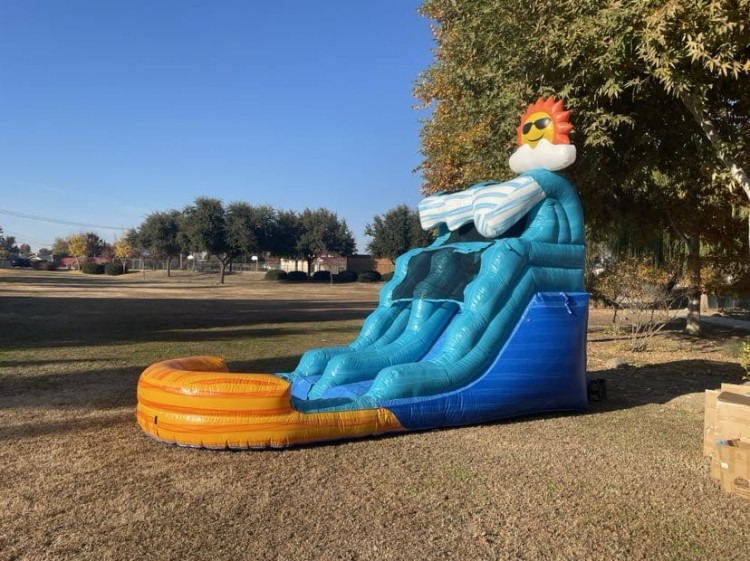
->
xmin=715 ymin=391 xmax=750 ymax=442
xmin=710 ymin=452 xmax=721 ymax=481
xmin=704 ymin=386 xmax=750 ymax=458
xmin=703 ymin=389 xmax=720 ymax=457
xmin=717 ymin=439 xmax=750 ymax=500
xmin=720 ymin=383 xmax=750 ymax=394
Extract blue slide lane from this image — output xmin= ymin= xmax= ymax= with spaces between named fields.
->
xmin=287 ymin=169 xmax=589 ymax=426
xmin=377 ymin=292 xmax=588 ymax=429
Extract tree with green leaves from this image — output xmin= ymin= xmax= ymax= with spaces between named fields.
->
xmin=296 ymin=208 xmax=356 ymax=274
xmin=272 ymin=209 xmax=302 ymax=266
xmin=247 ymin=204 xmax=279 ymax=254
xmin=224 ymin=202 xmax=258 ymax=266
xmin=83 ymin=233 xmax=108 ymax=258
xmin=417 ymin=0 xmax=749 ymax=198
xmin=416 ymin=0 xmax=750 ymax=334
xmin=225 ymin=202 xmax=278 ymax=263
xmin=365 ymin=204 xmax=434 ymax=263
xmin=635 ymin=0 xmax=750 ymax=203
xmin=181 ymin=197 xmax=233 ymax=284
xmin=0 ymin=226 xmax=18 ymax=258
xmin=51 ymin=237 xmax=69 ymax=257
xmin=137 ymin=211 xmax=182 ymax=276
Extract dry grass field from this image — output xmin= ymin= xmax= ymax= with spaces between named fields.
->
xmin=1 ymin=269 xmax=749 ymax=561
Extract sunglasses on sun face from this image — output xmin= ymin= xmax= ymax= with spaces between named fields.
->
xmin=522 ymin=117 xmax=552 ymax=134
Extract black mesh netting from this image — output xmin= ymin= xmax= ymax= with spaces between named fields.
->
xmin=391 ymin=247 xmax=484 ymax=303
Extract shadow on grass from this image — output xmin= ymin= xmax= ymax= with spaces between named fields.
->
xmin=0 ymin=270 xmax=229 ymax=288
xmin=0 ymin=295 xmax=374 ymax=351
xmin=0 ymin=357 xmax=115 ymax=368
xmin=584 ymin=317 xmax=748 ymax=410
xmin=0 ymin=355 xmax=303 ymax=399
xmin=0 ymin=364 xmax=144 ymax=408
xmin=0 ymin=410 xmax=134 ymax=442
xmin=586 ymin=358 xmax=746 ymax=414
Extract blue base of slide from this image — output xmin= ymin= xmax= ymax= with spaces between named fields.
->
xmin=381 ymin=292 xmax=589 ymax=430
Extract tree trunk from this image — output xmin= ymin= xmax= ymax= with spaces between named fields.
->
xmin=685 ymin=235 xmax=701 ymax=336
xmin=679 ymin=92 xmax=750 ymax=202
xmin=166 ymin=256 xmax=172 ymax=277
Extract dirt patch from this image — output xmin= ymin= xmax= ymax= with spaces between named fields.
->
xmin=1 ymin=269 xmax=749 ymax=561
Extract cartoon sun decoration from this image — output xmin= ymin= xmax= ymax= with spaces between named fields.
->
xmin=515 ymin=97 xmax=573 ymax=148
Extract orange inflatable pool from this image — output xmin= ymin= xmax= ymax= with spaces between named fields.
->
xmin=136 ymin=356 xmax=404 ymax=448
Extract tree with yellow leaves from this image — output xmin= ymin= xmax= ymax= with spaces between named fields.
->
xmin=113 ymin=235 xmax=133 ymax=274
xmin=67 ymin=233 xmax=87 ymax=271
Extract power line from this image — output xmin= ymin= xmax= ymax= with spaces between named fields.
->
xmin=0 ymin=208 xmax=130 ymax=231
xmin=9 ymin=235 xmax=54 ymax=247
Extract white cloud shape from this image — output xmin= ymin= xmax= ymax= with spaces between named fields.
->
xmin=509 ymin=139 xmax=576 ymax=174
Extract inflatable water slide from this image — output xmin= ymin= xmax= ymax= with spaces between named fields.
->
xmin=136 ymin=98 xmax=590 ymax=449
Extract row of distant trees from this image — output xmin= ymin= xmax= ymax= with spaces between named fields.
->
xmin=118 ymin=199 xmax=360 ymax=284
xmin=20 ymin=199 xmax=431 ymax=284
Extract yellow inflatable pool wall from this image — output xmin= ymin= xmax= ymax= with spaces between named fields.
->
xmin=136 ymin=356 xmax=404 ymax=448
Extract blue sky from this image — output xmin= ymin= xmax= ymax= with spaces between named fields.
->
xmin=0 ymin=1 xmax=434 ymax=253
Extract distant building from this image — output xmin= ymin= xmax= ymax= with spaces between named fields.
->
xmin=55 ymin=256 xmax=110 ymax=269
xmin=267 ymin=254 xmax=391 ymax=275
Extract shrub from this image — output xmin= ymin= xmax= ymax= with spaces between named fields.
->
xmin=286 ymin=270 xmax=308 ymax=282
xmin=334 ymin=270 xmax=358 ymax=283
xmin=105 ymin=263 xmax=127 ymax=276
xmin=312 ymin=271 xmax=332 ymax=282
xmin=589 ymin=256 xmax=679 ymax=352
xmin=33 ymin=261 xmax=57 ymax=271
xmin=80 ymin=262 xmax=105 ymax=275
xmin=381 ymin=272 xmax=394 ymax=282
xmin=265 ymin=269 xmax=288 ymax=281
xmin=357 ymin=270 xmax=382 ymax=283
